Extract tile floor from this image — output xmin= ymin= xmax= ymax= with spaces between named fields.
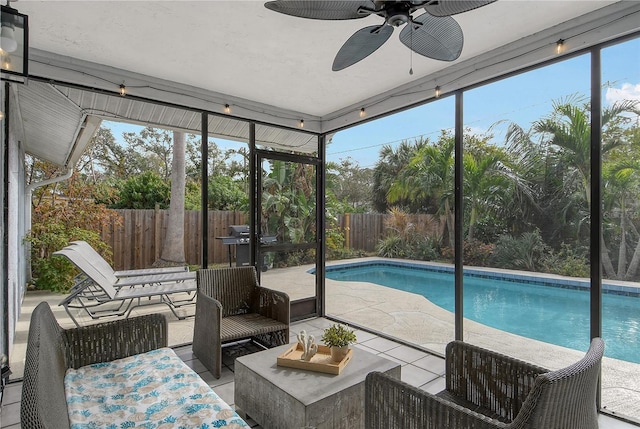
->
xmin=1 ymin=316 xmax=636 ymax=428
xmin=0 ymin=317 xmax=448 ymax=428
xmin=2 ymin=288 xmax=637 ymax=429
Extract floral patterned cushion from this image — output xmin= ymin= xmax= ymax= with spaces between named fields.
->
xmin=64 ymin=347 xmax=249 ymax=429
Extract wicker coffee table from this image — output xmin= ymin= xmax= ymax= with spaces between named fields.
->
xmin=235 ymin=343 xmax=401 ymax=429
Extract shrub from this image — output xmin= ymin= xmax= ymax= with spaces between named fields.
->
xmin=376 ymin=207 xmax=442 ymax=261
xmin=28 ymin=170 xmax=118 ymax=293
xmin=26 ymin=224 xmax=110 ymax=292
xmin=377 ymin=235 xmax=407 ymax=258
xmin=542 ymin=243 xmax=590 ymax=277
xmin=441 ymin=240 xmax=495 ymax=266
xmin=490 ymin=230 xmax=548 ymax=271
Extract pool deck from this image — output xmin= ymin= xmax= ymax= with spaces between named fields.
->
xmin=261 ymin=257 xmax=640 ymax=422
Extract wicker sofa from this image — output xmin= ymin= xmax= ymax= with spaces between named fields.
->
xmin=365 ymin=338 xmax=604 ymax=429
xmin=20 ymin=302 xmax=249 ymax=428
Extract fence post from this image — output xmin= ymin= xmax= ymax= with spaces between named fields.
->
xmin=344 ymin=212 xmax=351 ymax=249
xmin=154 ymin=203 xmax=161 ymax=261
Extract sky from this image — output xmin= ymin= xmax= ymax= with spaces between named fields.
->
xmin=105 ymin=37 xmax=639 ymax=170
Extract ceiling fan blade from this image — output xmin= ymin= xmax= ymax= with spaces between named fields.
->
xmin=264 ymin=1 xmax=376 ymax=20
xmin=399 ymin=13 xmax=463 ymax=61
xmin=332 ymin=25 xmax=394 ymax=71
xmin=424 ymin=0 xmax=496 ymax=17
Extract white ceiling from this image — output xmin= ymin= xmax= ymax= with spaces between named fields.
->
xmin=7 ymin=0 xmax=640 ymax=165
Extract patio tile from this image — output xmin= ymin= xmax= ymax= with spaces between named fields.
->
xmin=201 ymin=366 xmax=235 ymax=387
xmin=360 ymin=336 xmax=400 ymax=353
xmin=353 ymin=342 xmax=381 ymax=355
xmin=383 ymin=344 xmax=429 ymax=364
xmin=212 ymin=381 xmax=236 ymax=407
xmin=378 ymin=352 xmax=405 ymax=366
xmin=0 ymin=401 xmax=20 ymax=427
xmin=421 ymin=376 xmax=446 ymax=394
xmin=353 ymin=328 xmax=378 ymax=343
xmin=2 ymin=383 xmax=22 ymax=405
xmin=182 ymin=356 xmax=207 ymax=373
xmin=401 ymin=364 xmax=440 ymax=388
xmin=413 ymin=353 xmax=446 ymax=375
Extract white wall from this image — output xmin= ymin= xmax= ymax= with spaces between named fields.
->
xmin=3 ymin=83 xmax=27 ymax=364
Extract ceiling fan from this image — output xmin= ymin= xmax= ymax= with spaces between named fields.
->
xmin=264 ymin=0 xmax=496 ymax=71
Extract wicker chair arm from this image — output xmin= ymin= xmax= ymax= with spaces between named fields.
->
xmin=445 ymin=341 xmax=549 ymax=422
xmin=365 ymin=372 xmax=508 ymax=429
xmin=193 ymin=290 xmax=223 ymax=337
xmin=62 ymin=313 xmax=168 ymax=369
xmin=192 ymin=290 xmax=224 ymax=377
xmin=254 ymin=286 xmax=290 ymax=324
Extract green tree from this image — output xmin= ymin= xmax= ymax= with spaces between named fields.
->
xmin=326 ymin=157 xmax=373 ymax=212
xmin=372 ymin=139 xmax=427 ymax=213
xmin=27 ymin=169 xmax=117 ymax=292
xmin=534 ymin=96 xmax=639 ymax=278
xmin=113 ymin=171 xmax=170 ymax=209
xmin=208 ymin=176 xmax=248 ymax=210
xmin=122 ymin=127 xmax=175 ymax=180
xmin=387 ymin=135 xmax=454 ymax=246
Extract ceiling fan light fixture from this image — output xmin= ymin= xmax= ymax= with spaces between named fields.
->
xmin=0 ymin=4 xmax=28 ymax=77
xmin=0 ymin=22 xmax=17 ymax=53
xmin=1 ymin=52 xmax=11 ymax=70
xmin=387 ymin=12 xmax=410 ymax=27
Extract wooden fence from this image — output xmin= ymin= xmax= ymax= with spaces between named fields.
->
xmin=102 ymin=209 xmax=442 ymax=270
xmin=336 ymin=213 xmax=443 ymax=253
xmin=101 ymin=209 xmax=246 ymax=270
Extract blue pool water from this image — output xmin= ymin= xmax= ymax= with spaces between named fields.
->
xmin=325 ymin=261 xmax=640 ymax=363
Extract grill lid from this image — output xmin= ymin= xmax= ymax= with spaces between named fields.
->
xmin=228 ymin=225 xmax=250 ymax=237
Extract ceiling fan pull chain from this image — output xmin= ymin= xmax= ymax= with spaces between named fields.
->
xmin=409 ymin=25 xmax=414 ymax=75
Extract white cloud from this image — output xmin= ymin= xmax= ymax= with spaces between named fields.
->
xmin=605 ymin=83 xmax=640 ymax=105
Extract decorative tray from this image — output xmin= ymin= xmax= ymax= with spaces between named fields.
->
xmin=276 ymin=343 xmax=353 ymax=375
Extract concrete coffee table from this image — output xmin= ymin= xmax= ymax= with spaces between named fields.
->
xmin=235 ymin=343 xmax=401 ymax=429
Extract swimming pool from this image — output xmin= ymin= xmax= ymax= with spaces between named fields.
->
xmin=324 ymin=260 xmax=640 ymax=363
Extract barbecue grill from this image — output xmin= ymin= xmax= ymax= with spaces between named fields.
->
xmin=217 ymin=225 xmax=276 ymax=267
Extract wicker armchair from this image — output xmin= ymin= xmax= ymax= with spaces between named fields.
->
xmin=21 ymin=302 xmax=167 ymax=429
xmin=193 ymin=266 xmax=290 ymax=378
xmin=366 ymin=338 xmax=604 ymax=429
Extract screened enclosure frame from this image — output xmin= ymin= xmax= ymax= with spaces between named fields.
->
xmin=2 ymin=29 xmax=639 ymax=424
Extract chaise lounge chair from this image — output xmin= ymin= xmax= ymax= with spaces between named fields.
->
xmin=69 ymin=240 xmax=190 ymax=278
xmin=54 ymin=246 xmax=197 ymax=326
xmin=365 ymin=338 xmax=604 ymax=429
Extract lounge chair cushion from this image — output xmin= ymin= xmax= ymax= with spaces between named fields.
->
xmin=64 ymin=347 xmax=249 ymax=428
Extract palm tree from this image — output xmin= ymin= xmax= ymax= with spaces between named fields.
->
xmin=388 ymin=135 xmax=455 ymax=247
xmin=534 ymin=95 xmax=640 ymax=279
xmin=155 ymin=131 xmax=187 ymax=267
xmin=372 ymin=139 xmax=428 ymax=213
xmin=534 ymin=96 xmax=638 ymax=206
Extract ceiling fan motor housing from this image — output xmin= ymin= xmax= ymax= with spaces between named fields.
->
xmin=383 ymin=2 xmax=414 ymax=27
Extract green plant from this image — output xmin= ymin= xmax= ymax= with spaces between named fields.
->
xmin=542 ymin=243 xmax=590 ymax=277
xmin=320 ymin=323 xmax=357 ymax=348
xmin=490 ymin=230 xmax=548 ymax=271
